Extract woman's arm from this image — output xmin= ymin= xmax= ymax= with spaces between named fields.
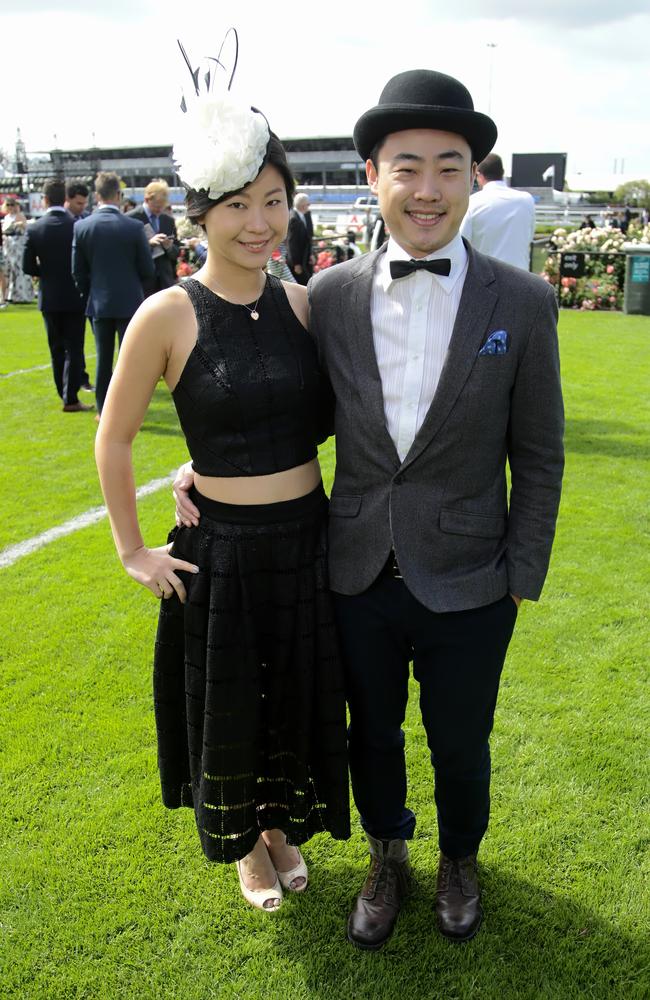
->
xmin=95 ymin=289 xmax=199 ymax=601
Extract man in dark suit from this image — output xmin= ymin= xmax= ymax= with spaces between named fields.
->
xmin=65 ymin=181 xmax=89 ymax=223
xmin=308 ymin=70 xmax=564 ymax=949
xmin=65 ymin=182 xmax=93 ymax=390
xmin=73 ymin=172 xmax=154 ymax=416
xmin=286 ymin=192 xmax=314 ymax=284
xmin=22 ymin=178 xmax=92 ymax=412
xmin=127 ymin=179 xmax=179 ymax=296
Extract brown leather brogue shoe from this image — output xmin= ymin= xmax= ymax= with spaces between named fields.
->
xmin=435 ymin=852 xmax=482 ymax=941
xmin=347 ymin=835 xmax=411 ymax=951
xmin=62 ymin=401 xmax=94 ymax=412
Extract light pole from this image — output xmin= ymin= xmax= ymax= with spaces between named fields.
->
xmin=487 ymin=43 xmax=497 ymax=116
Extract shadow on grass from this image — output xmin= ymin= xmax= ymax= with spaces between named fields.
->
xmin=270 ymin=861 xmax=647 ymax=1000
xmin=564 ymin=417 xmax=649 ymax=460
xmin=140 ymin=391 xmax=184 ymax=438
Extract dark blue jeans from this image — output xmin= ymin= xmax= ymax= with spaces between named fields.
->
xmin=333 ymin=574 xmax=518 ymax=859
xmin=92 ymin=317 xmax=130 ymax=413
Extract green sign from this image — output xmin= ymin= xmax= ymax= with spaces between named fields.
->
xmin=630 ymin=256 xmax=650 ymax=283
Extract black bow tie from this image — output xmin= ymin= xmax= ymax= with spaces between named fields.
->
xmin=389 ymin=258 xmax=451 ymax=281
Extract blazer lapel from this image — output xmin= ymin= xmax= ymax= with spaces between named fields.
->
xmin=402 ymin=244 xmax=498 ymax=469
xmin=343 ymin=247 xmax=401 ymax=465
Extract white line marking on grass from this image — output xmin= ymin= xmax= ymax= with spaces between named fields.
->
xmin=0 ymin=473 xmax=175 ymax=569
xmin=1 ymin=354 xmax=97 ymax=379
xmin=0 ymin=362 xmax=51 ymax=378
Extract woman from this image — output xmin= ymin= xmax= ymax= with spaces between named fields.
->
xmin=2 ymin=197 xmax=34 ymax=303
xmin=95 ymin=88 xmax=350 ymax=912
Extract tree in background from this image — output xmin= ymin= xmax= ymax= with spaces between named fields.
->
xmin=613 ymin=179 xmax=650 ymax=207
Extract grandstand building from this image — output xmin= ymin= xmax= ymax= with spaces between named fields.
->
xmin=0 ymin=135 xmax=366 ymax=206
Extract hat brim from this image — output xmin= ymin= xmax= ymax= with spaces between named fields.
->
xmin=353 ymin=104 xmax=497 ymax=163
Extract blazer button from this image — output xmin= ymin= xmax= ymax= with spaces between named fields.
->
xmin=394 ymin=473 xmax=405 ymax=485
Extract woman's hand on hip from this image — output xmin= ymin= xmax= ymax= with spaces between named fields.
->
xmin=173 ymin=461 xmax=200 ymax=527
xmin=121 ymin=544 xmax=199 ymax=603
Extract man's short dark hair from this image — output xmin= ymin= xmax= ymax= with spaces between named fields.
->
xmin=95 ymin=172 xmax=121 ymax=201
xmin=477 ymin=153 xmax=504 ymax=181
xmin=44 ymin=179 xmax=66 ymax=206
xmin=368 ymin=139 xmax=385 ymax=170
xmin=66 ymin=182 xmax=89 ymax=200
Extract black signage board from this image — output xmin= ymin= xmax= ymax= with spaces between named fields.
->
xmin=511 ymin=152 xmax=567 ymax=190
xmin=560 ymin=253 xmax=586 ymax=278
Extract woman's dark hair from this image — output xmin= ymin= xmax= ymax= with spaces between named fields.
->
xmin=185 ymin=132 xmax=295 ymax=221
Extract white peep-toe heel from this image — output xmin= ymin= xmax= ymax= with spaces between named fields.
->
xmin=276 ymin=849 xmax=309 ymax=893
xmin=236 ymin=860 xmax=283 ymax=911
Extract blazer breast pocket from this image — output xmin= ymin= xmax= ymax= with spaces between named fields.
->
xmin=467 ymin=354 xmax=516 ymax=397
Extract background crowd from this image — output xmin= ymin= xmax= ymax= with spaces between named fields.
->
xmin=3 ymin=163 xmax=647 ymax=422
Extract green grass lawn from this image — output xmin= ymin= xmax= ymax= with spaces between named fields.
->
xmin=0 ymin=305 xmax=649 ymax=999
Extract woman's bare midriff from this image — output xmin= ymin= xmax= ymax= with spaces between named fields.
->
xmin=194 ymin=458 xmax=322 ymax=505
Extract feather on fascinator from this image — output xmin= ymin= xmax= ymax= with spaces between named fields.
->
xmin=173 ymin=29 xmax=271 ymax=201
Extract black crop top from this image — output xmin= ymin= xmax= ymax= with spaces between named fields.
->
xmin=172 ymin=276 xmax=332 ymax=477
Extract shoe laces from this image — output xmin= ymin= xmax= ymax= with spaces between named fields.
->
xmin=367 ymin=856 xmax=398 ymax=902
xmin=439 ymin=855 xmax=477 ymax=893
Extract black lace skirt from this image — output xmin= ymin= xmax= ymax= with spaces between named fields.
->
xmin=153 ymin=483 xmax=351 ymax=862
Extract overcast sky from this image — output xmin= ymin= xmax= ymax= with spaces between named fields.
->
xmin=2 ymin=0 xmax=649 ymax=180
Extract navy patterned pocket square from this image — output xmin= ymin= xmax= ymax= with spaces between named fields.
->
xmin=478 ymin=329 xmax=509 ymax=356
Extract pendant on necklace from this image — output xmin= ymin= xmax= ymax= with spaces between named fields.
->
xmin=250 ymin=310 xmax=259 ymax=321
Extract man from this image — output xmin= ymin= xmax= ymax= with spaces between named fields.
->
xmin=310 ymin=70 xmax=563 ymax=949
xmin=460 ymin=153 xmax=535 ymax=270
xmin=65 ymin=182 xmax=89 ymax=222
xmin=22 ymin=178 xmax=92 ymax=413
xmin=127 ymin=179 xmax=179 ymax=295
xmin=286 ymin=192 xmax=314 ymax=284
xmin=175 ymin=70 xmax=564 ymax=949
xmin=65 ymin=182 xmax=93 ymax=390
xmin=73 ymin=172 xmax=154 ymax=417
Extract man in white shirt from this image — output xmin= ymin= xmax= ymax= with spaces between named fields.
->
xmin=460 ymin=153 xmax=535 ymax=270
xmin=307 ymin=71 xmax=563 ymax=952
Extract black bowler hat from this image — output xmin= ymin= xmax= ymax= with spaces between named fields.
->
xmin=353 ymin=69 xmax=497 ymax=163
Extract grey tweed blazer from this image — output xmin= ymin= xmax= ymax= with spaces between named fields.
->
xmin=308 ymin=241 xmax=564 ymax=613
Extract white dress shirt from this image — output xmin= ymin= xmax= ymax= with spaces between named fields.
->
xmin=371 ymin=233 xmax=468 ymax=461
xmin=460 ymin=180 xmax=535 ymax=270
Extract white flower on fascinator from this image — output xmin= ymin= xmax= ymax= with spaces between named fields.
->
xmin=173 ymin=91 xmax=270 ymax=200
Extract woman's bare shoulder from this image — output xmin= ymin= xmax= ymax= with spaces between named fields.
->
xmin=131 ymin=284 xmax=193 ymax=328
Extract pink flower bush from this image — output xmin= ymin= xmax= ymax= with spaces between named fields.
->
xmin=313 ymin=251 xmax=334 ymax=273
xmin=543 ymin=225 xmax=631 ymax=310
